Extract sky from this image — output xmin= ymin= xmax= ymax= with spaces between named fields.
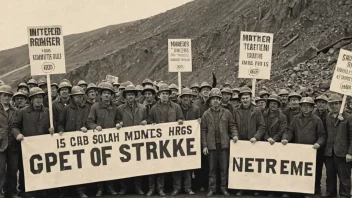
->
xmin=0 ymin=0 xmax=193 ymax=51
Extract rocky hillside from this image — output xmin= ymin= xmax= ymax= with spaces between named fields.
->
xmin=1 ymin=0 xmax=352 ymax=90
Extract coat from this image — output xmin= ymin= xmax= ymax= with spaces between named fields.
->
xmin=263 ymin=109 xmax=287 ymax=142
xmin=116 ymin=102 xmax=147 ymax=127
xmin=282 ymin=108 xmax=301 ymax=125
xmin=201 ymin=107 xmax=237 ymax=150
xmin=11 ymin=105 xmax=50 ymax=139
xmin=86 ymin=101 xmax=119 ymax=130
xmin=53 ymin=97 xmax=71 ymax=132
xmin=313 ymin=109 xmax=329 ymax=130
xmin=283 ymin=112 xmax=326 ymax=146
xmin=324 ymin=111 xmax=352 ymax=157
xmin=147 ymin=100 xmax=184 ymax=124
xmin=143 ymin=99 xmax=157 ymax=116
xmin=179 ymin=103 xmax=201 ymax=121
xmin=57 ymin=102 xmax=90 ymax=132
xmin=192 ymin=97 xmax=209 ymax=117
xmin=221 ymin=103 xmax=235 ymax=115
xmin=0 ymin=104 xmax=18 ymax=152
xmin=233 ymin=104 xmax=266 ymax=141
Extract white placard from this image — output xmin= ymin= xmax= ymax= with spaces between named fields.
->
xmin=238 ymin=31 xmax=273 ymax=79
xmin=330 ymin=49 xmax=352 ymax=96
xmin=228 ymin=141 xmax=316 ymax=194
xmin=106 ymin=75 xmax=119 ymax=84
xmin=27 ymin=25 xmax=66 ymax=75
xmin=168 ymin=39 xmax=192 ymax=72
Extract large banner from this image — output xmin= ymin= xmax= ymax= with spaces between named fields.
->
xmin=21 ymin=121 xmax=201 ymax=192
xmin=238 ymin=31 xmax=273 ymax=79
xmin=27 ymin=25 xmax=66 ymax=75
xmin=330 ymin=49 xmax=352 ymax=96
xmin=228 ymin=141 xmax=316 ymax=194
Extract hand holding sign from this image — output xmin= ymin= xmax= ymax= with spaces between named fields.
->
xmin=346 ymin=154 xmax=352 ymax=162
xmin=16 ymin=134 xmax=24 ymax=141
xmin=267 ymin=138 xmax=275 ymax=145
xmin=203 ymin=147 xmax=209 ymax=155
xmin=80 ymin=127 xmax=88 ymax=133
xmin=232 ymin=136 xmax=238 ymax=143
xmin=281 ymin=139 xmax=288 ymax=145
xmin=312 ymin=143 xmax=320 ymax=150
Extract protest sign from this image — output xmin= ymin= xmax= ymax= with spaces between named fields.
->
xmin=106 ymin=75 xmax=119 ymax=84
xmin=228 ymin=141 xmax=316 ymax=194
xmin=330 ymin=49 xmax=352 ymax=96
xmin=168 ymin=39 xmax=192 ymax=72
xmin=238 ymin=31 xmax=273 ymax=80
xmin=27 ymin=26 xmax=66 ymax=75
xmin=21 ymin=120 xmax=201 ymax=191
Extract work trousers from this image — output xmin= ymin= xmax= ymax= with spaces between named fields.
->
xmin=325 ymin=152 xmax=351 ymax=197
xmin=208 ymin=144 xmax=229 ymax=192
xmin=171 ymin=171 xmax=192 ymax=192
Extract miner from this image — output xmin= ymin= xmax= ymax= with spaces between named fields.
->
xmin=53 ymin=82 xmax=72 ymax=132
xmin=282 ymin=92 xmax=302 ymax=125
xmin=86 ymin=82 xmax=118 ymax=197
xmin=147 ymin=83 xmax=184 ymax=197
xmin=220 ymin=87 xmax=235 ymax=115
xmin=278 ymin=89 xmax=290 ymax=111
xmin=201 ymin=88 xmax=236 ymax=197
xmin=77 ymin=80 xmax=88 ymax=92
xmin=85 ymin=83 xmax=98 ymax=110
xmin=116 ymin=85 xmax=147 ymax=196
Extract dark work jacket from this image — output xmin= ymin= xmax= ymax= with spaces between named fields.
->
xmin=53 ymin=97 xmax=71 ymax=132
xmin=116 ymin=102 xmax=147 ymax=127
xmin=313 ymin=109 xmax=329 ymax=130
xmin=57 ymin=102 xmax=90 ymax=132
xmin=143 ymin=99 xmax=157 ymax=116
xmin=87 ymin=101 xmax=119 ymax=130
xmin=179 ymin=103 xmax=201 ymax=121
xmin=147 ymin=100 xmax=184 ymax=124
xmin=283 ymin=112 xmax=326 ymax=146
xmin=11 ymin=105 xmax=50 ymax=140
xmin=221 ymin=103 xmax=235 ymax=116
xmin=85 ymin=99 xmax=95 ymax=111
xmin=282 ymin=107 xmax=301 ymax=125
xmin=201 ymin=107 xmax=237 ymax=150
xmin=193 ymin=97 xmax=209 ymax=117
xmin=0 ymin=104 xmax=18 ymax=152
xmin=325 ymin=112 xmax=352 ymax=157
xmin=233 ymin=104 xmax=266 ymax=141
xmin=263 ymin=109 xmax=287 ymax=142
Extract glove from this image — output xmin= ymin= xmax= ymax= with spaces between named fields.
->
xmin=49 ymin=128 xmax=55 ymax=135
xmin=281 ymin=139 xmax=288 ymax=145
xmin=250 ymin=137 xmax=257 ymax=143
xmin=16 ymin=134 xmax=24 ymax=141
xmin=178 ymin=120 xmax=184 ymax=125
xmin=116 ymin=123 xmax=122 ymax=130
xmin=140 ymin=120 xmax=147 ymax=126
xmin=96 ymin=126 xmax=102 ymax=131
xmin=267 ymin=138 xmax=275 ymax=145
xmin=59 ymin=132 xmax=64 ymax=136
xmin=197 ymin=118 xmax=201 ymax=124
xmin=346 ymin=154 xmax=352 ymax=162
xmin=232 ymin=136 xmax=239 ymax=143
xmin=313 ymin=143 xmax=320 ymax=149
xmin=80 ymin=127 xmax=87 ymax=133
xmin=203 ymin=147 xmax=209 ymax=155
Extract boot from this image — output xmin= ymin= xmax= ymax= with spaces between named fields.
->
xmin=95 ymin=190 xmax=103 ymax=197
xmin=135 ymin=188 xmax=144 ymax=195
xmin=108 ymin=188 xmax=118 ymax=195
xmin=158 ymin=190 xmax=166 ymax=197
xmin=146 ymin=190 xmax=154 ymax=197
xmin=171 ymin=190 xmax=180 ymax=196
xmin=207 ymin=191 xmax=214 ymax=197
xmin=77 ymin=191 xmax=88 ymax=198
xmin=236 ymin=190 xmax=244 ymax=196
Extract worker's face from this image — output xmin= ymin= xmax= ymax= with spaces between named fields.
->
xmin=79 ymin=85 xmax=87 ymax=92
xmin=210 ymin=97 xmax=221 ymax=108
xmin=289 ymin=97 xmax=300 ymax=108
xmin=281 ymin=94 xmax=288 ymax=104
xmin=88 ymin=89 xmax=97 ymax=100
xmin=230 ymin=99 xmax=240 ymax=106
xmin=39 ymin=85 xmax=47 ymax=93
xmin=269 ymin=101 xmax=279 ymax=112
xmin=316 ymin=100 xmax=328 ymax=111
xmin=181 ymin=95 xmax=191 ymax=105
xmin=159 ymin=92 xmax=170 ymax=103
xmin=100 ymin=90 xmax=112 ymax=102
xmin=222 ymin=93 xmax=232 ymax=103
xmin=51 ymin=86 xmax=58 ymax=97
xmin=241 ymin=94 xmax=251 ymax=107
xmin=28 ymin=84 xmax=37 ymax=89
xmin=73 ymin=95 xmax=84 ymax=105
xmin=329 ymin=102 xmax=341 ymax=114
xmin=144 ymin=91 xmax=154 ymax=102
xmin=125 ymin=92 xmax=136 ymax=103
xmin=60 ymin=88 xmax=70 ymax=98
xmin=301 ymin=103 xmax=314 ymax=115
xmin=170 ymin=89 xmax=178 ymax=97
xmin=261 ymin=94 xmax=269 ymax=99
xmin=191 ymin=88 xmax=199 ymax=95
xmin=19 ymin=87 xmax=29 ymax=95
xmin=201 ymin=87 xmax=211 ymax=97
xmin=14 ymin=96 xmax=27 ymax=108
xmin=0 ymin=93 xmax=12 ymax=105
xmin=257 ymin=100 xmax=266 ymax=110
xmin=31 ymin=95 xmax=43 ymax=107
xmin=223 ymin=85 xmax=231 ymax=89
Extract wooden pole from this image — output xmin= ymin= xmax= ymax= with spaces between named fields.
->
xmin=252 ymin=78 xmax=256 ymax=97
xmin=46 ymin=74 xmax=54 ymax=128
xmin=178 ymin=71 xmax=182 ymax=95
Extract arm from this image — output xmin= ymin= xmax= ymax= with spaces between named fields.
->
xmin=283 ymin=118 xmax=295 ymax=142
xmin=201 ymin=113 xmax=208 ymax=149
xmin=254 ymin=108 xmax=266 ymax=140
xmin=273 ymin=114 xmax=287 ymax=141
xmin=147 ymin=106 xmax=155 ymax=124
xmin=232 ymin=110 xmax=240 ymax=138
xmin=229 ymin=112 xmax=238 ymax=138
xmin=315 ymin=117 xmax=327 ymax=147
xmin=11 ymin=110 xmax=23 ymax=138
xmin=57 ymin=107 xmax=67 ymax=132
xmin=86 ymin=105 xmax=98 ymax=130
xmin=176 ymin=104 xmax=184 ymax=121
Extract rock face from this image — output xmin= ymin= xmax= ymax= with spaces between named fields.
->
xmin=1 ymin=0 xmax=352 ymax=88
